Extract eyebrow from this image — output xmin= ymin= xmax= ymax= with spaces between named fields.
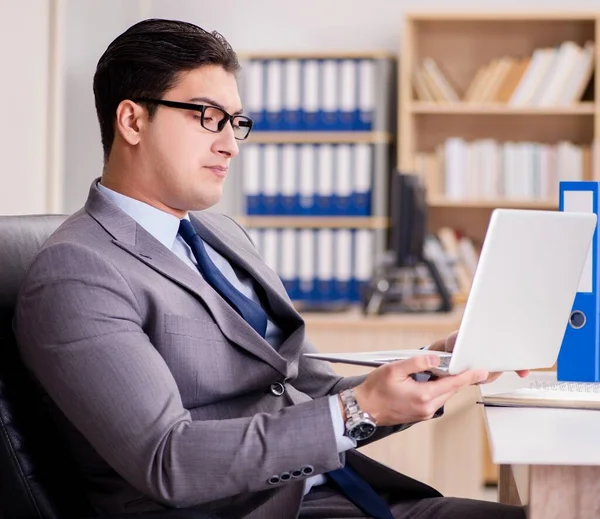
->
xmin=188 ymin=97 xmax=243 ymax=115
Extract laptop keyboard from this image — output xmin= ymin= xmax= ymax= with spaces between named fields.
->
xmin=378 ymin=355 xmax=452 ymax=368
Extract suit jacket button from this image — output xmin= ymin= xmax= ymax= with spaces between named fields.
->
xmin=269 ymin=382 xmax=285 ymax=396
xmin=291 ymin=469 xmax=303 ymax=478
xmin=280 ymin=472 xmax=291 ymax=481
xmin=268 ymin=475 xmax=281 ymax=485
xmin=302 ymin=465 xmax=314 ymax=476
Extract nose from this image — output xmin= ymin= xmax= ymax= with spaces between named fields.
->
xmin=214 ymin=120 xmax=239 ymax=158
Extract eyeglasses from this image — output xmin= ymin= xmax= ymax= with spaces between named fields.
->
xmin=134 ymin=98 xmax=253 ymax=140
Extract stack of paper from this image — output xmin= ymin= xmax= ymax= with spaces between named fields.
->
xmin=482 ymin=382 xmax=600 ymax=410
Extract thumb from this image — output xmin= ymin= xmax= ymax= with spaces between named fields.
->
xmin=388 ymin=353 xmax=440 ymax=378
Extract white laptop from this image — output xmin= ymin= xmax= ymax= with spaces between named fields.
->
xmin=304 ymin=208 xmax=597 ymax=377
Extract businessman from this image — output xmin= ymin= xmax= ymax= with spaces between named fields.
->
xmin=14 ymin=19 xmax=526 ymax=518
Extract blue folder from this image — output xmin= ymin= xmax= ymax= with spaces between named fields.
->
xmin=558 ymin=181 xmax=600 ymax=382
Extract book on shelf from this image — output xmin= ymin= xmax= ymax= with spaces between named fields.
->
xmin=241 ymin=56 xmax=394 ymax=132
xmin=481 ymin=381 xmax=600 ymax=411
xmin=422 ymin=226 xmax=480 ymax=299
xmin=242 ymin=142 xmax=374 ymax=216
xmin=421 ymin=58 xmax=460 ymax=102
xmin=496 ymin=57 xmax=530 ymax=103
xmin=412 ymin=40 xmax=595 ymax=106
xmin=413 ymin=65 xmax=436 ymax=102
xmin=465 ymin=57 xmax=516 ymax=104
xmin=436 ymin=227 xmax=473 ymax=294
xmin=246 ymin=227 xmax=374 ymax=304
xmin=413 ymin=58 xmax=459 ymax=102
xmin=415 ymin=138 xmax=592 ymax=202
xmin=236 ymin=53 xmax=395 ymax=310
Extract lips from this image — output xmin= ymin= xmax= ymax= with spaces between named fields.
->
xmin=206 ymin=165 xmax=228 ymax=178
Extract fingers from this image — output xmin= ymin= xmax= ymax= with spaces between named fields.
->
xmin=410 ymin=384 xmax=469 ymax=422
xmin=479 ymin=369 xmax=530 ymax=384
xmin=425 ymin=368 xmax=488 ymax=398
xmin=427 ymin=337 xmax=447 ymax=352
xmin=478 ymin=371 xmax=502 ymax=385
xmin=427 ymin=389 xmax=457 ymax=418
xmin=444 ymin=330 xmax=459 ymax=353
xmin=387 ymin=354 xmax=443 ymax=378
xmin=417 ymin=370 xmax=487 ymax=419
xmin=427 ymin=329 xmax=459 ymax=353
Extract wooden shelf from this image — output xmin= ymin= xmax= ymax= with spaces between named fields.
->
xmin=399 ymin=12 xmax=600 ymax=246
xmin=236 ymin=216 xmax=389 ymax=229
xmin=428 ymin=197 xmax=558 ymax=209
xmin=246 ymin=131 xmax=392 ymax=144
xmin=302 ymin=306 xmax=464 ymax=331
xmin=405 ymin=12 xmax=599 ymax=21
xmin=410 ymin=102 xmax=596 ymax=115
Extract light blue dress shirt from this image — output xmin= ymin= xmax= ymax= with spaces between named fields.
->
xmin=97 ymin=182 xmax=355 ymax=495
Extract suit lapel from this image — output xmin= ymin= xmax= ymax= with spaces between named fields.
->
xmin=190 ymin=213 xmax=296 ymax=320
xmin=191 ymin=212 xmax=307 ymax=364
xmin=85 ymin=182 xmax=288 ymax=376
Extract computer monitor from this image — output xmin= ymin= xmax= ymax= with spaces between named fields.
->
xmin=389 ymin=172 xmax=427 ymax=268
xmin=362 ymin=171 xmax=451 ymax=313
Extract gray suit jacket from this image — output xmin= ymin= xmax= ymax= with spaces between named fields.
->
xmin=14 ymin=181 xmax=440 ymax=518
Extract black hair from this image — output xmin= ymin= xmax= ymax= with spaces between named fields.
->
xmin=93 ymin=18 xmax=239 ymax=161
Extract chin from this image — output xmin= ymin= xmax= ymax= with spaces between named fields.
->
xmin=189 ymin=193 xmax=222 ymax=211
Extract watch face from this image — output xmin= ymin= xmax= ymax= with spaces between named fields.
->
xmin=349 ymin=421 xmax=376 ymax=441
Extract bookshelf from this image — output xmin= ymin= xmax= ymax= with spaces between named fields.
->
xmin=399 ymin=12 xmax=600 ymax=248
xmin=232 ymin=51 xmax=396 ymax=307
xmin=238 ymin=216 xmax=390 ymax=229
xmin=246 ymin=131 xmax=392 ymax=144
xmin=410 ymin=102 xmax=596 ymax=115
xmin=427 ymin=196 xmax=558 ymax=210
xmin=399 ymin=10 xmax=600 ymax=488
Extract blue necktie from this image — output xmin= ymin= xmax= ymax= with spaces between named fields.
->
xmin=180 ymin=220 xmax=392 ymax=518
xmin=178 ymin=219 xmax=268 ymax=338
xmin=327 ymin=465 xmax=395 ymax=519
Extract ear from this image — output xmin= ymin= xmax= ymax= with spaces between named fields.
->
xmin=115 ymin=100 xmax=146 ymax=147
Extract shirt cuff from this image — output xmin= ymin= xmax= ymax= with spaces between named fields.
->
xmin=328 ymin=394 xmax=357 ymax=452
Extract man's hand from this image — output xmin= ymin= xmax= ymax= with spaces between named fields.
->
xmin=351 ymin=355 xmax=488 ymax=426
xmin=428 ymin=330 xmax=530 ymax=384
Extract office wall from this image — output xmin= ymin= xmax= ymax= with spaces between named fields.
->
xmin=61 ymin=0 xmax=144 ymax=213
xmin=143 ymin=0 xmax=600 ymax=53
xmin=0 ymin=0 xmax=50 ymax=215
xmin=3 ymin=1 xmax=600 ymax=214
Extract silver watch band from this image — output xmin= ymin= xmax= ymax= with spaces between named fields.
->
xmin=339 ymin=388 xmax=377 ymax=441
xmin=340 ymin=388 xmax=366 ymax=426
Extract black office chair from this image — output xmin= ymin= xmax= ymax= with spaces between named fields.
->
xmin=0 ymin=215 xmax=215 ymax=519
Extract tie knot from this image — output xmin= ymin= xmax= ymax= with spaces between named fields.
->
xmin=178 ymin=219 xmax=197 ymax=243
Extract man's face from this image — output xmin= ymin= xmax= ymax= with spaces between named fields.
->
xmin=139 ymin=65 xmax=242 ymax=212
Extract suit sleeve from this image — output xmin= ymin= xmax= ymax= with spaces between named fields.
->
xmin=294 ymin=341 xmax=414 ymax=445
xmin=14 ymin=243 xmax=345 ymax=508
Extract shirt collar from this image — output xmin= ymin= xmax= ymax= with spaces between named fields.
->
xmin=97 ymin=181 xmax=186 ymax=250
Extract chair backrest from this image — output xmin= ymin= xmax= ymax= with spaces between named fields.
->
xmin=0 ymin=215 xmax=95 ymax=519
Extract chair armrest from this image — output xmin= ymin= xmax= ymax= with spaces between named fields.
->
xmin=93 ymin=508 xmax=219 ymax=519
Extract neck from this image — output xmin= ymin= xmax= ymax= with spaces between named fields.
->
xmin=101 ymin=160 xmax=186 ymax=219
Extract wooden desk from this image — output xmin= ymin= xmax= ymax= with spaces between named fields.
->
xmin=303 ymin=308 xmax=488 ymax=499
xmin=480 ymin=372 xmax=600 ymax=519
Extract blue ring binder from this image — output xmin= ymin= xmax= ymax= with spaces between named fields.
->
xmin=558 ymin=181 xmax=600 ymax=382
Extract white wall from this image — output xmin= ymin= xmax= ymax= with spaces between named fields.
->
xmin=0 ymin=0 xmax=50 ymax=214
xmin=62 ymin=0 xmax=144 ymax=213
xmin=5 ymin=1 xmax=600 ymax=214
xmin=143 ymin=0 xmax=600 ymax=53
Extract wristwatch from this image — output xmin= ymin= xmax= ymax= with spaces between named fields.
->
xmin=339 ymin=388 xmax=377 ymax=441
